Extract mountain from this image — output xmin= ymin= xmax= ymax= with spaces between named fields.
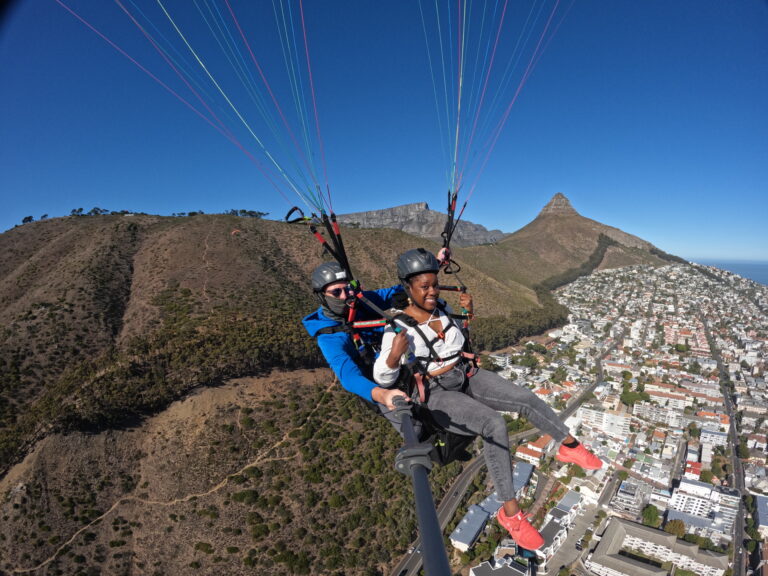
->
xmin=336 ymin=202 xmax=506 ymax=247
xmin=336 ymin=195 xmax=683 ymax=289
xmin=457 ymin=193 xmax=683 ymax=288
xmin=0 ymin=213 xmax=564 ymax=575
xmin=0 ymin=195 xmax=680 ymax=574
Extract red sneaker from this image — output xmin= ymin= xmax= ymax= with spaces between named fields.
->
xmin=556 ymin=443 xmax=602 ymax=470
xmin=497 ymin=508 xmax=544 ymax=551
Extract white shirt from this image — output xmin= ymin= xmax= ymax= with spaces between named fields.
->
xmin=373 ymin=307 xmax=465 ymax=386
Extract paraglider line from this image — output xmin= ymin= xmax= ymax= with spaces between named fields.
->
xmin=114 ymin=0 xmax=238 ymax=144
xmin=456 ymin=0 xmax=508 ymax=194
xmin=468 ymin=0 xmax=561 ymax=201
xmin=54 ymin=0 xmax=298 ymax=208
xmin=222 ymin=0 xmax=322 ymax=196
xmin=298 ymin=0 xmax=331 ymax=210
xmin=155 ymin=0 xmax=310 ymax=205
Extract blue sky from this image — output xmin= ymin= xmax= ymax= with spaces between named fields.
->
xmin=1 ymin=0 xmax=766 ymax=261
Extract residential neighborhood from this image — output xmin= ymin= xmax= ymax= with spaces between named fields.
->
xmin=449 ymin=264 xmax=767 ymax=576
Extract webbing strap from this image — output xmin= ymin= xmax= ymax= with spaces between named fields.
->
xmin=413 ymin=372 xmax=428 ymax=403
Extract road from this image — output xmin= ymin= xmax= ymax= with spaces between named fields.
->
xmin=702 ymin=317 xmax=747 ymax=576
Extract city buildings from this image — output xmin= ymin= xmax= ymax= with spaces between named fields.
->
xmin=586 ymin=518 xmax=729 ymax=576
xmin=465 ymin=264 xmax=767 ymax=576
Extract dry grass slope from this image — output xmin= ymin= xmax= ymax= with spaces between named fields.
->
xmin=0 ymin=214 xmax=550 ymax=473
xmin=0 ymin=370 xmax=464 ymax=576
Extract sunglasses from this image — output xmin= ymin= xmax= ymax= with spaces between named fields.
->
xmin=325 ymin=286 xmax=350 ymax=298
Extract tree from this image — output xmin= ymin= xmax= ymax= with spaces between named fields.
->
xmin=738 ymin=437 xmax=750 ymax=459
xmin=642 ymin=504 xmax=660 ymax=527
xmin=480 ymin=354 xmax=502 ymax=372
xmin=689 ymin=361 xmax=701 ymax=375
xmin=664 ymin=519 xmax=686 ymax=538
xmin=699 ymin=469 xmax=714 ymax=484
xmin=571 ymin=465 xmax=586 ymax=479
xmin=21 ymin=215 xmax=34 ymax=224
xmin=71 ymin=207 xmax=83 ymax=216
xmin=740 ymin=360 xmax=750 ymax=371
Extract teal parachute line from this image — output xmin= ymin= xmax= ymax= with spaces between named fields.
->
xmin=221 ymin=0 xmax=326 ymax=209
xmin=297 ymin=0 xmax=331 ymax=212
xmin=114 ymin=0 xmax=239 ymax=147
xmin=155 ymin=0 xmax=309 ymax=202
xmin=465 ymin=0 xmax=565 ymax=203
xmin=124 ymin=0 xmax=232 ymax=119
xmin=272 ymin=0 xmax=322 ymax=198
xmin=56 ymin=0 xmax=298 ymax=206
xmin=55 ymin=0 xmax=333 ymax=216
xmin=418 ymin=0 xmax=573 ymax=209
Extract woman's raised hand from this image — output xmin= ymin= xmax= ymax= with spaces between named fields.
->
xmin=459 ymin=292 xmax=473 ymax=314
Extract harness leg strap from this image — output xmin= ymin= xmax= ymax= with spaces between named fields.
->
xmin=413 ymin=372 xmax=428 ymax=403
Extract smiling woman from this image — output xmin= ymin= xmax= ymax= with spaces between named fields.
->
xmin=373 ymin=247 xmax=603 ymax=551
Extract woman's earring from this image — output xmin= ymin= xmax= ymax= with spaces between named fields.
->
xmin=407 ymin=297 xmax=413 ymax=306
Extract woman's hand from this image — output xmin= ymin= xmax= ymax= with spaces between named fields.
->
xmin=386 ymin=330 xmax=410 ymax=369
xmin=459 ymin=292 xmax=473 ymax=315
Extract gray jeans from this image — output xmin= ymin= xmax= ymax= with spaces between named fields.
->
xmin=379 ymin=366 xmax=570 ymax=502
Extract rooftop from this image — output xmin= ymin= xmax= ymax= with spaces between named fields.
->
xmin=756 ymin=495 xmax=768 ymax=528
xmin=590 ymin=518 xmax=729 ymax=572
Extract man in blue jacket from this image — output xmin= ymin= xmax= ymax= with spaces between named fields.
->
xmin=302 ymin=262 xmax=408 ymax=411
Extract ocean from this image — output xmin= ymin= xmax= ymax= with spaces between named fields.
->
xmin=695 ymin=260 xmax=768 ymax=286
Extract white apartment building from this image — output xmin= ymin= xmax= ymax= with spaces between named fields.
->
xmin=700 ymin=429 xmax=729 ymax=447
xmin=646 ymin=390 xmax=691 ymax=410
xmin=586 ymin=518 xmax=728 ymax=576
xmin=667 ymin=479 xmax=740 ymax=542
xmin=669 ymin=488 xmax=712 ymax=517
xmin=633 ymin=401 xmax=682 ymax=427
xmin=580 ymin=407 xmax=631 ymax=441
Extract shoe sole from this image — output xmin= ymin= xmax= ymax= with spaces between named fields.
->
xmin=555 ymin=454 xmax=602 ymax=470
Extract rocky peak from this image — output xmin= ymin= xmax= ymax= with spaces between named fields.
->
xmin=336 ymin=202 xmax=505 ymax=247
xmin=538 ymin=193 xmax=579 ymax=217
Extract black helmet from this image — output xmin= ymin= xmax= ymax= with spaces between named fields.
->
xmin=311 ymin=262 xmax=348 ymax=292
xmin=396 ymin=248 xmax=440 ymax=281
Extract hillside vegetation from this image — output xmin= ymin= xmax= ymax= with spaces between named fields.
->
xmin=0 ymin=370 xmax=467 ymax=575
xmin=0 ymin=214 xmax=552 ymax=472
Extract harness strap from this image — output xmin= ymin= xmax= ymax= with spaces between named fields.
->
xmin=413 ymin=372 xmax=428 ymax=403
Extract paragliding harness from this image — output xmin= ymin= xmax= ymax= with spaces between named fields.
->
xmin=390 ymin=187 xmax=479 ymax=465
xmin=312 ymin=317 xmax=386 ymax=376
xmin=289 ymin=205 xmax=478 ymax=465
xmin=387 ymin=300 xmax=479 ymax=466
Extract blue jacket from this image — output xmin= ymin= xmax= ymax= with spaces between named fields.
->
xmin=302 ymin=285 xmax=403 ymax=402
